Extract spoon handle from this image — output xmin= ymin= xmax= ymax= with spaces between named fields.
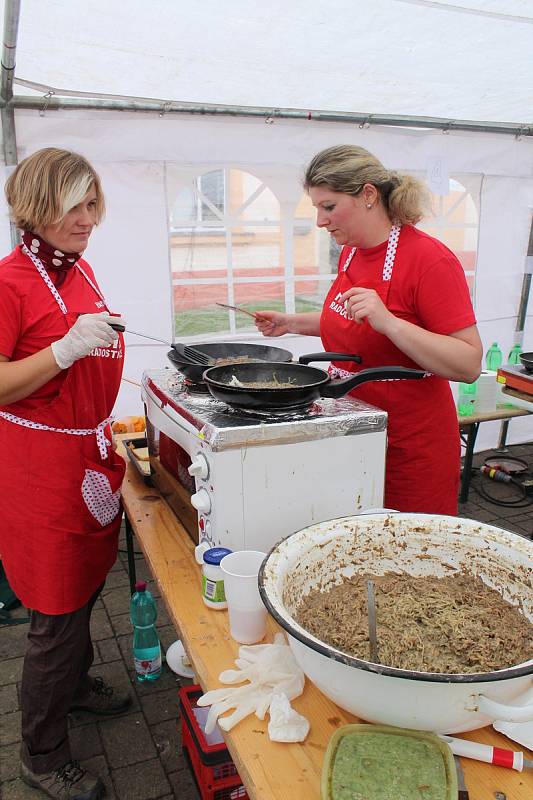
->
xmin=216 ymin=302 xmax=259 ymax=319
xmin=366 ymin=579 xmax=379 ymax=663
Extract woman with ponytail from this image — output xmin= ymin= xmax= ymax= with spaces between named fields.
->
xmin=256 ymin=145 xmax=482 ymax=514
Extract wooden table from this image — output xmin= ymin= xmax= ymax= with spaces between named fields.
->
xmin=458 ymin=403 xmax=530 ymax=502
xmin=119 ymin=449 xmax=533 ymax=800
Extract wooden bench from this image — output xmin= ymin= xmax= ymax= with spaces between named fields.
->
xmin=118 ymin=441 xmax=533 ymax=800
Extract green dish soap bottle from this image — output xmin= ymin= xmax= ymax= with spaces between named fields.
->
xmin=508 ymin=343 xmax=522 ymax=365
xmin=485 ymin=342 xmax=503 ymax=371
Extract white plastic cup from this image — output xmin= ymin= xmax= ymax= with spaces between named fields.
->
xmin=220 ymin=551 xmax=267 ymax=644
xmin=474 ymin=370 xmax=502 ymax=412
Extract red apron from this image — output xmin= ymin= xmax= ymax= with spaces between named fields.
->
xmin=0 ymin=247 xmax=126 ymax=614
xmin=320 ymin=226 xmax=460 ymax=515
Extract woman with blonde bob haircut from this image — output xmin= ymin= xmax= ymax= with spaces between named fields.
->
xmin=257 ymin=144 xmax=482 ymax=515
xmin=6 ymin=147 xmax=106 ymax=235
xmin=0 ymin=147 xmax=131 ymax=799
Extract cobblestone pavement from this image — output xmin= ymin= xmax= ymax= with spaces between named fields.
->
xmin=1 ymin=442 xmax=532 ymax=799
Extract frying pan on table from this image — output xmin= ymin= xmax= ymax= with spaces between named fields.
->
xmin=519 ymin=352 xmax=533 ymax=374
xmin=202 ymin=354 xmax=427 ymax=411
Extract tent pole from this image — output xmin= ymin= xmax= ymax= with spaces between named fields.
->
xmin=514 ymin=216 xmax=533 ymax=344
xmin=1 ymin=0 xmax=21 ymax=248
xmin=2 ymin=92 xmax=531 ymax=138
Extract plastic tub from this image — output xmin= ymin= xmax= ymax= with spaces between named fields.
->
xmin=321 ymin=723 xmax=457 ymax=800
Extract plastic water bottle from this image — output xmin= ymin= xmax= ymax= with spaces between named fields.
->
xmin=130 ymin=581 xmax=162 ymax=682
xmin=457 ymin=382 xmax=477 ymax=416
xmin=508 ymin=344 xmax=522 ymax=365
xmin=485 ymin=342 xmax=503 ymax=371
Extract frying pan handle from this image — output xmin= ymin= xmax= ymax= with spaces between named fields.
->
xmin=321 ymin=366 xmax=428 ymax=399
xmin=299 ymin=352 xmax=362 ymax=365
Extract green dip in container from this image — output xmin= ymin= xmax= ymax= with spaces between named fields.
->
xmin=321 ymin=724 xmax=457 ymax=800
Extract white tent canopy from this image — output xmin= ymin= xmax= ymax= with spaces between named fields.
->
xmin=1 ymin=0 xmax=532 ymax=449
xmin=9 ymin=0 xmax=533 ymax=124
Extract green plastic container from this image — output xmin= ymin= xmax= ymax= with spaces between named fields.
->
xmin=485 ymin=342 xmax=503 ymax=371
xmin=508 ymin=343 xmax=522 ymax=365
xmin=321 ymin=724 xmax=457 ymax=800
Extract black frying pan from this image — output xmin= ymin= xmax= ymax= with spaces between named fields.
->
xmin=519 ymin=352 xmax=533 ymax=374
xmin=167 ymin=344 xmax=363 ymax=384
xmin=203 ymin=357 xmax=426 ymax=411
xmin=166 ymin=342 xmax=294 ymax=382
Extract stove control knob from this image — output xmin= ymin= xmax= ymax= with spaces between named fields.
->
xmin=190 ymin=488 xmax=211 ymax=514
xmin=188 ymin=454 xmax=209 ymax=480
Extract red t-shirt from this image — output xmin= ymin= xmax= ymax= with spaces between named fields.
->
xmin=320 ymin=225 xmax=476 ymax=515
xmin=0 ymin=246 xmax=111 ymax=412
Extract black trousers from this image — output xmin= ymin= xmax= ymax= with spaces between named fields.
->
xmin=20 ymin=583 xmax=103 ymax=773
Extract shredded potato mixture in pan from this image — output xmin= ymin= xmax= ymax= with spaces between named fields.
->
xmin=228 ymin=372 xmax=297 ymax=389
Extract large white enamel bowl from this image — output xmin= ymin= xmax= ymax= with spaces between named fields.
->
xmin=258 ymin=513 xmax=533 ymax=734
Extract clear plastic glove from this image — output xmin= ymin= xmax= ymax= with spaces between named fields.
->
xmin=51 ymin=312 xmax=125 ymax=369
xmin=197 ymin=633 xmax=308 ymax=739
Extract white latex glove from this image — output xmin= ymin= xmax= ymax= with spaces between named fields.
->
xmin=198 ymin=682 xmax=273 ymax=733
xmin=268 ymin=692 xmax=310 ymax=742
xmin=51 ymin=313 xmax=125 ymax=369
xmin=197 ymin=633 xmax=308 ymax=739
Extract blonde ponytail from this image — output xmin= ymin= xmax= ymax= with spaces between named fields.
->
xmin=388 ymin=173 xmax=429 ymax=225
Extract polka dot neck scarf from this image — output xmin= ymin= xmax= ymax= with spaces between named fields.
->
xmin=22 ymin=231 xmax=80 ymax=287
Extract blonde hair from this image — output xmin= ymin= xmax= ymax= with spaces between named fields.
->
xmin=5 ymin=147 xmax=105 ymax=231
xmin=304 ymin=144 xmax=428 ymax=225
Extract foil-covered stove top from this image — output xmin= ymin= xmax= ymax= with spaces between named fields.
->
xmin=142 ymin=369 xmax=387 ymax=451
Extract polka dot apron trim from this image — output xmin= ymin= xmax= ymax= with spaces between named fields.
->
xmin=76 ymin=263 xmax=106 ymax=302
xmin=3 ymin=249 xmax=116 ymax=459
xmin=22 ymin=244 xmax=107 ymax=309
xmin=0 ymin=412 xmax=114 ymax=459
xmin=81 ymin=469 xmax=121 ymax=527
xmin=22 ymin=243 xmax=68 ymax=314
xmin=342 ymin=224 xmax=402 ymax=281
xmin=334 ymin=225 xmax=433 ymax=379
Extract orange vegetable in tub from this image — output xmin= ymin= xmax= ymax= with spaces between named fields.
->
xmin=112 ymin=416 xmax=146 ymax=434
xmin=112 ymin=421 xmax=127 ymax=434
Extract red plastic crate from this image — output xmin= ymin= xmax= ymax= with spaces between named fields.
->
xmin=179 ymin=685 xmax=249 ymax=800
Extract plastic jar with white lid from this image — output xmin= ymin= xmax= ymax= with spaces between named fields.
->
xmin=201 ymin=547 xmax=232 ymax=609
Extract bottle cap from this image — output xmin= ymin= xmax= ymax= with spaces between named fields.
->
xmin=135 ymin=580 xmax=147 ymax=592
xmin=203 ymin=547 xmax=232 ymax=566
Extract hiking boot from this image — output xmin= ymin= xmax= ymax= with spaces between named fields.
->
xmin=70 ymin=676 xmax=132 ymax=716
xmin=21 ymin=759 xmax=104 ymax=799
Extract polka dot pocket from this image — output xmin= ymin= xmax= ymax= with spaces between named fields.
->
xmin=80 ymin=454 xmax=125 ymax=528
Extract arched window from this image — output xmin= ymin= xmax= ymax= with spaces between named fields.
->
xmin=167 ymin=169 xmax=479 ymax=338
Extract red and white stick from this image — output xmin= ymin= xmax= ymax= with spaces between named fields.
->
xmin=440 ymin=735 xmax=533 ymax=771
